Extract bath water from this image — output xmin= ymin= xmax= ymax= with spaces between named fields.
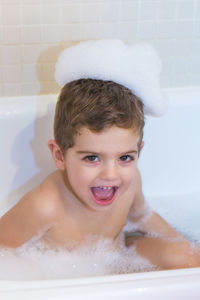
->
xmin=147 ymin=193 xmax=200 ymax=244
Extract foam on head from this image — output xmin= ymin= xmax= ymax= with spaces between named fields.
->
xmin=55 ymin=40 xmax=168 ymax=117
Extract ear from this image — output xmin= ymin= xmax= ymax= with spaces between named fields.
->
xmin=140 ymin=141 xmax=144 ymax=151
xmin=48 ymin=139 xmax=66 ymax=170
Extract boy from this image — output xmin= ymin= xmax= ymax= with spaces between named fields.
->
xmin=0 ymin=78 xmax=200 ymax=270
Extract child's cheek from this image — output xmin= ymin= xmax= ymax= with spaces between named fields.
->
xmin=79 ymin=166 xmax=96 ymax=184
xmin=124 ymin=167 xmax=137 ymax=185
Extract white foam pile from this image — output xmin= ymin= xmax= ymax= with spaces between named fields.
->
xmin=0 ymin=236 xmax=155 ymax=281
xmin=55 ymin=40 xmax=168 ymax=117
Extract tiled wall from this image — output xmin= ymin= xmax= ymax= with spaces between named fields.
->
xmin=0 ymin=0 xmax=199 ymax=97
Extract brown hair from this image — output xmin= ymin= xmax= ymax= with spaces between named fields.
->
xmin=54 ymin=79 xmax=145 ymax=153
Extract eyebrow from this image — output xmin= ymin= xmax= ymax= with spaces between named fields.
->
xmin=76 ymin=150 xmax=138 ymax=155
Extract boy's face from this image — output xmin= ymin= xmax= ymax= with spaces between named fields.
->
xmin=61 ymin=126 xmax=143 ymax=212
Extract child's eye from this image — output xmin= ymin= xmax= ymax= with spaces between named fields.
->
xmin=84 ymin=155 xmax=99 ymax=162
xmin=119 ymin=155 xmax=134 ymax=162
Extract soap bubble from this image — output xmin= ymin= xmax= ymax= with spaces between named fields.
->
xmin=0 ymin=234 xmax=155 ymax=281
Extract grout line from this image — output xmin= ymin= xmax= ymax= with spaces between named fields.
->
xmin=136 ymin=0 xmax=141 ymax=41
xmin=117 ymin=0 xmax=121 ymax=39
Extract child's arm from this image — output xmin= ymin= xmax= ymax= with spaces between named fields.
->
xmin=126 ymin=169 xmax=200 ymax=270
xmin=0 ymin=184 xmax=59 ymax=248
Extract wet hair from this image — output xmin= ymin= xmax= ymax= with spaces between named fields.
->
xmin=54 ymin=79 xmax=145 ymax=153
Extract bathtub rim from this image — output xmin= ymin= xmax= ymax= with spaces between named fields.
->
xmin=0 ymin=267 xmax=200 ymax=291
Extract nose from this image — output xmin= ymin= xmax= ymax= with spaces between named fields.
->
xmin=99 ymin=161 xmax=119 ymax=181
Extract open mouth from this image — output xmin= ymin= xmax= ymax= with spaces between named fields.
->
xmin=91 ymin=186 xmax=118 ymax=206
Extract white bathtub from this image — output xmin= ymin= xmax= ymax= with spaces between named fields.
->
xmin=0 ymin=87 xmax=200 ymax=299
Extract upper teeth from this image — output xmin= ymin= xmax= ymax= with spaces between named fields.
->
xmin=101 ymin=187 xmax=112 ymax=190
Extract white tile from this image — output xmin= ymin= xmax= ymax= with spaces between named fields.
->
xmin=2 ymin=4 xmax=20 ymax=25
xmin=22 ymin=45 xmax=41 ymax=63
xmin=138 ymin=21 xmax=157 ymax=39
xmin=21 ymin=0 xmax=41 ymax=4
xmin=168 ymin=71 xmax=182 ymax=87
xmin=171 ymin=55 xmax=195 ymax=86
xmin=22 ymin=26 xmax=41 ymax=44
xmin=3 ymin=83 xmax=21 ymax=96
xmin=0 ymin=47 xmax=2 ymax=65
xmin=22 ymin=82 xmax=41 ymax=95
xmin=61 ymin=4 xmax=81 ymax=23
xmin=62 ymin=24 xmax=81 ymax=41
xmin=177 ymin=0 xmax=194 ymax=19
xmin=139 ymin=1 xmax=158 ymax=21
xmin=189 ymin=55 xmax=200 ymax=84
xmin=2 ymin=45 xmax=22 ymax=64
xmin=190 ymin=55 xmax=200 ymax=74
xmin=160 ymin=72 xmax=171 ymax=88
xmin=81 ymin=3 xmax=101 ymax=23
xmin=157 ymin=21 xmax=176 ymax=38
xmin=189 ymin=72 xmax=200 ymax=85
xmin=100 ymin=1 xmax=119 ymax=22
xmin=120 ymin=0 xmax=138 ymax=22
xmin=174 ymin=39 xmax=193 ymax=56
xmin=0 ymin=64 xmax=2 ymax=81
xmin=61 ymin=0 xmax=81 ymax=4
xmin=0 ymin=27 xmax=3 ymax=43
xmin=80 ymin=23 xmax=102 ymax=39
xmin=43 ymin=25 xmax=63 ymax=43
xmin=194 ymin=21 xmax=200 ymax=37
xmin=81 ymin=0 xmax=102 ymax=3
xmin=173 ymin=55 xmax=190 ymax=75
xmin=2 ymin=0 xmax=21 ymax=4
xmin=3 ymin=26 xmax=21 ymax=44
xmin=43 ymin=0 xmax=62 ymax=4
xmin=158 ymin=1 xmax=176 ymax=20
xmin=0 ymin=5 xmax=2 ymax=26
xmin=192 ymin=38 xmax=200 ymax=55
xmin=100 ymin=22 xmax=119 ymax=39
xmin=172 ymin=73 xmax=191 ymax=87
xmin=22 ymin=5 xmax=41 ymax=25
xmin=0 ymin=85 xmax=3 ymax=97
xmin=175 ymin=21 xmax=194 ymax=38
xmin=41 ymin=4 xmax=61 ymax=24
xmin=2 ymin=65 xmax=21 ymax=83
xmin=22 ymin=64 xmax=38 ymax=82
xmin=119 ymin=22 xmax=137 ymax=40
xmin=140 ymin=0 xmax=158 ymax=2
xmin=195 ymin=2 xmax=200 ymax=18
xmin=160 ymin=56 xmax=174 ymax=75
xmin=155 ymin=39 xmax=175 ymax=57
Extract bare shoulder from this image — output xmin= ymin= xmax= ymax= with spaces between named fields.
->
xmin=0 ymin=171 xmax=63 ymax=247
xmin=24 ymin=171 xmax=63 ymax=222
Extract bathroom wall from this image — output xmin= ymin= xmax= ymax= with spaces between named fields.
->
xmin=0 ymin=0 xmax=199 ymax=97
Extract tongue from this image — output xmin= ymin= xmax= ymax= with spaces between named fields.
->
xmin=92 ymin=187 xmax=114 ymax=200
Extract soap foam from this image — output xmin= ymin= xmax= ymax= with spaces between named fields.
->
xmin=0 ymin=235 xmax=155 ymax=281
xmin=55 ymin=40 xmax=168 ymax=117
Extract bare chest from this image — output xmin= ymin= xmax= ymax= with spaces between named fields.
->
xmin=43 ymin=194 xmax=134 ymax=247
